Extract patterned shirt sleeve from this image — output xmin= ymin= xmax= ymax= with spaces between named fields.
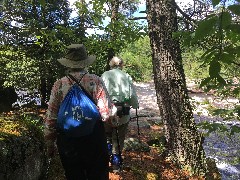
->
xmin=43 ymin=80 xmax=62 ymax=146
xmin=93 ymin=77 xmax=113 ymax=121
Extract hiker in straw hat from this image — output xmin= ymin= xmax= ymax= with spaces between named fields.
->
xmin=44 ymin=44 xmax=115 ymax=180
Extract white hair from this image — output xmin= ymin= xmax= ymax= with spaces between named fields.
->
xmin=109 ymin=56 xmax=123 ymax=68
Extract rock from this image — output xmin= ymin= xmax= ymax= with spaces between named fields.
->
xmin=146 ymin=116 xmax=162 ymax=125
xmin=124 ymin=137 xmax=150 ymax=152
xmin=129 ymin=119 xmax=151 ymax=129
xmin=0 ymin=116 xmax=47 ymax=180
xmin=206 ymin=158 xmax=222 ymax=180
xmin=0 ymin=86 xmax=18 ymax=113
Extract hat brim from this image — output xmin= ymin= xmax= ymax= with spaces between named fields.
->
xmin=57 ymin=55 xmax=96 ymax=68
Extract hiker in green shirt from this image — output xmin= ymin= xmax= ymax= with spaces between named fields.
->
xmin=101 ymin=56 xmax=139 ymax=172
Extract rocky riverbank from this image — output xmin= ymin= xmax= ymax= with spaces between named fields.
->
xmin=133 ymin=81 xmax=240 ymax=180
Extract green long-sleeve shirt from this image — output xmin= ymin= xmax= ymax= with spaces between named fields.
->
xmin=101 ymin=68 xmax=139 ymax=125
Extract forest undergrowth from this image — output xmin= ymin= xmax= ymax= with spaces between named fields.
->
xmin=46 ymin=121 xmax=206 ymax=180
xmin=0 ymin=104 xmax=222 ymax=179
xmin=108 ymin=124 xmax=204 ymax=180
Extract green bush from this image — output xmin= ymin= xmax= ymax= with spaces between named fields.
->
xmin=120 ymin=36 xmax=153 ymax=82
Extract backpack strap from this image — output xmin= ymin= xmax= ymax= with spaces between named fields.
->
xmin=68 ymin=73 xmax=97 ymax=106
xmin=67 ymin=72 xmax=87 ymax=85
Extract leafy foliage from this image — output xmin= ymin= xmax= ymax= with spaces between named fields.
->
xmin=182 ymin=48 xmax=209 ymax=81
xmin=0 ymin=0 xmax=72 ymax=92
xmin=175 ymin=0 xmax=240 ymax=132
xmin=175 ymin=0 xmax=240 ymax=87
xmin=120 ymin=36 xmax=152 ymax=82
xmin=196 ymin=120 xmax=240 ymax=137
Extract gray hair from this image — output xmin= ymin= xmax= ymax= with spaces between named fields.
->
xmin=65 ymin=67 xmax=85 ymax=74
xmin=109 ymin=56 xmax=123 ymax=68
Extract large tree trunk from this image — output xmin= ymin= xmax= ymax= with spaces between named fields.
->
xmin=146 ymin=0 xmax=207 ymax=176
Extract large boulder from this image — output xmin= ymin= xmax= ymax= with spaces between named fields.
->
xmin=0 ymin=86 xmax=18 ymax=113
xmin=0 ymin=114 xmax=48 ymax=180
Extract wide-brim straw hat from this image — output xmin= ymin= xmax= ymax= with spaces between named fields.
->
xmin=57 ymin=44 xmax=96 ymax=68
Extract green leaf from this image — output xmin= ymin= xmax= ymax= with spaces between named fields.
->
xmin=227 ymin=24 xmax=240 ymax=34
xmin=236 ymin=106 xmax=240 ymax=116
xmin=221 ymin=12 xmax=232 ymax=29
xmin=228 ymin=5 xmax=240 ymax=16
xmin=232 ymin=88 xmax=240 ymax=98
xmin=39 ymin=0 xmax=46 ymax=7
xmin=230 ymin=125 xmax=240 ymax=135
xmin=201 ymin=48 xmax=218 ymax=62
xmin=212 ymin=0 xmax=221 ymax=7
xmin=220 ymin=52 xmax=234 ymax=64
xmin=200 ymin=77 xmax=212 ymax=88
xmin=217 ymin=74 xmax=226 ymax=85
xmin=194 ymin=17 xmax=217 ymax=41
xmin=218 ymin=124 xmax=228 ymax=133
xmin=197 ymin=122 xmax=229 ymax=135
xmin=209 ymin=60 xmax=221 ymax=78
xmin=212 ymin=109 xmax=227 ymax=116
xmin=201 ymin=47 xmax=215 ymax=58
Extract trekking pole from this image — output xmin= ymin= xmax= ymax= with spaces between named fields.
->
xmin=136 ymin=108 xmax=143 ymax=163
xmin=115 ymin=120 xmax=123 ymax=170
xmin=136 ymin=108 xmax=140 ymax=137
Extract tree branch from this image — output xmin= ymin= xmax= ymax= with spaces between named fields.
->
xmin=129 ymin=17 xmax=147 ymax=20
xmin=173 ymin=1 xmax=197 ymax=28
xmin=128 ymin=9 xmax=147 ymax=20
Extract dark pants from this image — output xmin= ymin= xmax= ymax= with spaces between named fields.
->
xmin=57 ymin=121 xmax=109 ymax=180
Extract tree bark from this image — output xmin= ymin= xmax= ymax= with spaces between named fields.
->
xmin=146 ymin=0 xmax=207 ymax=176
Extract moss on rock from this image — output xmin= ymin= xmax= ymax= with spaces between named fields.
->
xmin=0 ymin=113 xmax=48 ymax=180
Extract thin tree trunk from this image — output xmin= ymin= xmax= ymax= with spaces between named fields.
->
xmin=78 ymin=0 xmax=87 ymax=42
xmin=146 ymin=0 xmax=207 ymax=176
xmin=105 ymin=0 xmax=119 ymax=71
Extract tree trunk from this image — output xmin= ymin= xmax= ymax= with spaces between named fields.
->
xmin=104 ymin=0 xmax=119 ymax=71
xmin=78 ymin=0 xmax=87 ymax=42
xmin=146 ymin=0 xmax=207 ymax=176
xmin=39 ymin=70 xmax=53 ymax=108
